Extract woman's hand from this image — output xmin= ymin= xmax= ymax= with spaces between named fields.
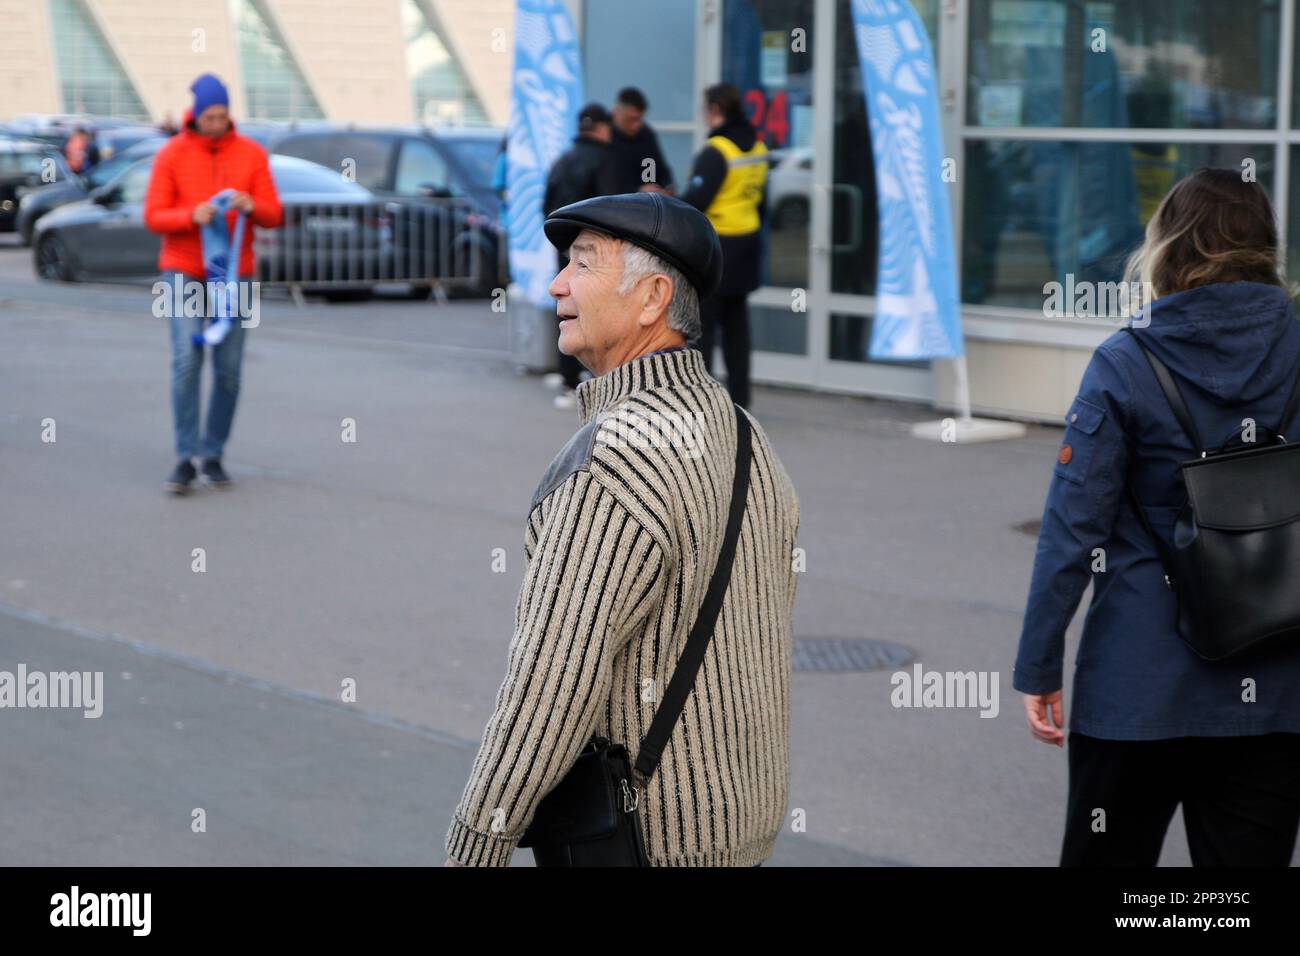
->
xmin=1023 ymin=690 xmax=1066 ymax=747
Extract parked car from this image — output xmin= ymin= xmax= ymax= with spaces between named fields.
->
xmin=92 ymin=125 xmax=166 ymax=162
xmin=0 ymin=137 xmax=74 ymax=233
xmin=237 ymin=120 xmax=287 ymax=150
xmin=767 ymin=146 xmax=812 ymax=229
xmin=15 ymin=138 xmax=166 ymax=245
xmin=32 ymin=154 xmax=392 ymax=297
xmin=271 ymin=124 xmax=507 ymax=295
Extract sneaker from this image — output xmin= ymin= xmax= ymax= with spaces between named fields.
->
xmin=553 ymin=389 xmax=576 ymax=410
xmin=200 ymin=458 xmax=232 ymax=488
xmin=164 ymin=459 xmax=196 ymax=495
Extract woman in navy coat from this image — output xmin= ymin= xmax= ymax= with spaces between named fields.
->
xmin=1015 ymin=168 xmax=1300 ymax=866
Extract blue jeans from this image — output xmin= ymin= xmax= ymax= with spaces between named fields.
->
xmin=164 ymin=271 xmax=248 ymax=460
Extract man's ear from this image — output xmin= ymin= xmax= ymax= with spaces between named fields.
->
xmin=638 ymin=273 xmax=673 ymax=327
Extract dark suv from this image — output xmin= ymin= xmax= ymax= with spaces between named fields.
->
xmin=0 ymin=137 xmax=74 ymax=234
xmin=272 ymin=125 xmax=506 ymax=295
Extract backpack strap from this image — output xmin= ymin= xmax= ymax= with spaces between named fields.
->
xmin=1121 ymin=327 xmax=1184 ymax=589
xmin=1123 ymin=327 xmax=1204 ymax=455
xmin=633 ymin=403 xmax=752 ymax=785
xmin=1123 ymin=480 xmax=1179 ymax=590
xmin=1278 ymin=360 xmax=1300 ymax=442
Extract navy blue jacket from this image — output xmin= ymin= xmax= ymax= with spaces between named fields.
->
xmin=1014 ymin=281 xmax=1300 ymax=740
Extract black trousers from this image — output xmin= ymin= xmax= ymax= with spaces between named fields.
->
xmin=698 ymin=293 xmax=751 ymax=408
xmin=1060 ymin=731 xmax=1300 ymax=866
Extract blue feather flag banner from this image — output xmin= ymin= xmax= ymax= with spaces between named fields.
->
xmin=852 ymin=0 xmax=963 ymax=360
xmin=507 ymin=0 xmax=584 ymax=308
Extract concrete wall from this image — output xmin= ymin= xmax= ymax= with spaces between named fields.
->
xmin=92 ymin=0 xmax=240 ymax=120
xmin=271 ymin=0 xmax=414 ymax=123
xmin=0 ymin=0 xmax=511 ymax=125
xmin=0 ymin=0 xmax=63 ymax=117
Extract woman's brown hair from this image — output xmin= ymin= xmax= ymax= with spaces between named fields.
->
xmin=1123 ymin=167 xmax=1284 ymax=298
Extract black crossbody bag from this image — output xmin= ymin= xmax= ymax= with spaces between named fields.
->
xmin=1123 ymin=328 xmax=1300 ymax=660
xmin=517 ymin=403 xmax=753 ymax=866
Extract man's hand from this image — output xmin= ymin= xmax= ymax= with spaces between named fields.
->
xmin=638 ymin=183 xmax=668 ymax=194
xmin=442 ymin=857 xmax=460 ymax=867
xmin=1023 ymin=691 xmax=1066 ymax=747
xmin=230 ymin=192 xmax=255 ymax=214
xmin=191 ymin=202 xmax=216 ymax=225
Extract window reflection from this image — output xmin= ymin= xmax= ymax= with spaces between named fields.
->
xmin=968 ymin=0 xmax=1279 ymax=129
xmin=963 ymin=140 xmax=1273 ymax=308
xmin=722 ymin=0 xmax=815 ymax=289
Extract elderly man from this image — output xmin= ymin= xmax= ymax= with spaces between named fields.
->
xmin=444 ymin=193 xmax=801 ymax=867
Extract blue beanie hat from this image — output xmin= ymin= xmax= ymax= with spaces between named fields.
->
xmin=190 ymin=73 xmax=229 ymax=117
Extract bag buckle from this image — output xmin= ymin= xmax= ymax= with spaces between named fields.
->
xmin=621 ymin=778 xmax=639 ymax=813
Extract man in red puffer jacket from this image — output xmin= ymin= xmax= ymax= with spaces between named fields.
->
xmin=144 ymin=73 xmax=283 ymax=495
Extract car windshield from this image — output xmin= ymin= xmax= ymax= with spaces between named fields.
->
xmin=442 ymin=137 xmax=499 ymax=189
xmin=271 ymin=159 xmax=370 ymax=196
xmin=87 ymin=155 xmax=132 ymax=188
xmin=0 ymin=148 xmax=65 ymax=178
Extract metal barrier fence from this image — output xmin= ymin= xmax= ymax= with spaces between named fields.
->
xmin=252 ymin=198 xmax=507 ymax=295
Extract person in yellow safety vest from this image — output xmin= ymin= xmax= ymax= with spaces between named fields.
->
xmin=682 ymin=83 xmax=768 ymax=409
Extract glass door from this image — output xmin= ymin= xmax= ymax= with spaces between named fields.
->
xmin=705 ymin=0 xmax=940 ymax=399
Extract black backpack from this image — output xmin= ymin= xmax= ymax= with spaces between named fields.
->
xmin=1124 ymin=327 xmax=1300 ymax=660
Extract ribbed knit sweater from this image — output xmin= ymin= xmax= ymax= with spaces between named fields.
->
xmin=445 ymin=347 xmax=801 ymax=866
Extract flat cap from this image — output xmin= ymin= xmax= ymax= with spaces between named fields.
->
xmin=544 ymin=192 xmax=723 ymax=299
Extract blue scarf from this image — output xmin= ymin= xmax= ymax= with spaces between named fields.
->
xmin=192 ymin=189 xmax=248 ymax=348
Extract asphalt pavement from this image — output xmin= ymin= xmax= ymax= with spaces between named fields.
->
xmin=0 ymin=236 xmax=1233 ymax=865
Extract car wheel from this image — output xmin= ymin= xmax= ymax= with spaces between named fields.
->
xmin=35 ymin=234 xmax=75 ymax=282
xmin=452 ymin=237 xmax=498 ymax=299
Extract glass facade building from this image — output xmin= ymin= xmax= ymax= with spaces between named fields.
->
xmin=402 ymin=0 xmax=490 ymax=126
xmin=48 ymin=0 xmax=150 ymax=120
xmin=576 ymin=0 xmax=1300 ymax=421
xmin=229 ymin=0 xmax=325 ymax=122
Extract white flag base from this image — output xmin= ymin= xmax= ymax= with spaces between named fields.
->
xmin=906 ymin=354 xmax=1027 ymax=442
xmin=910 ymin=417 xmax=1027 ymax=443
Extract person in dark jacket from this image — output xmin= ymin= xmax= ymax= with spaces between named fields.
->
xmin=681 ymin=83 xmax=768 ymax=409
xmin=609 ymin=86 xmax=674 ymax=195
xmin=542 ymin=102 xmax=621 ymax=408
xmin=1015 ymin=168 xmax=1300 ymax=866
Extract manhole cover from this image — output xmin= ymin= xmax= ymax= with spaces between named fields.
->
xmin=793 ymin=638 xmax=915 ymax=673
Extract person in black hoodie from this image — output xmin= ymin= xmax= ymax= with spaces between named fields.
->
xmin=543 ymin=103 xmax=621 ymax=408
xmin=682 ymin=83 xmax=769 ymax=408
xmin=609 ymin=86 xmax=675 ymax=194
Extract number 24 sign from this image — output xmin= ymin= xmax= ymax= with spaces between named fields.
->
xmin=743 ymin=88 xmax=790 ymax=148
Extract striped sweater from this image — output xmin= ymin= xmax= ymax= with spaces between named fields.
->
xmin=445 ymin=347 xmax=800 ymax=866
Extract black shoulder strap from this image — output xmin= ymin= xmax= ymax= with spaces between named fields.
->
xmin=1278 ymin=361 xmax=1300 ymax=441
xmin=633 ymin=403 xmax=752 ymax=785
xmin=1120 ymin=328 xmax=1184 ymax=588
xmin=1123 ymin=327 xmax=1204 ymax=454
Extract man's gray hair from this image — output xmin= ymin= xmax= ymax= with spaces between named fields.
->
xmin=616 ymin=241 xmax=701 ymax=342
